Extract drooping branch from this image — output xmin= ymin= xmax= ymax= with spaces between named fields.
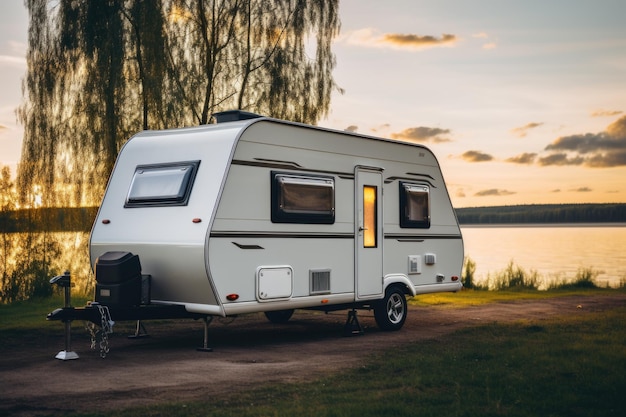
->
xmin=17 ymin=0 xmax=341 ymax=207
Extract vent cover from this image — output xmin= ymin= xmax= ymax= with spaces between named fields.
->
xmin=408 ymin=255 xmax=421 ymax=274
xmin=310 ymin=269 xmax=331 ymax=295
xmin=424 ymin=253 xmax=437 ymax=265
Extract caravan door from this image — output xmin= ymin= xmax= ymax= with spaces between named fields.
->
xmin=355 ymin=166 xmax=384 ymax=299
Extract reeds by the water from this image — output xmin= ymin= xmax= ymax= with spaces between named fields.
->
xmin=462 ymin=256 xmax=625 ymax=290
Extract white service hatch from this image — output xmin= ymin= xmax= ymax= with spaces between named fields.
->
xmin=256 ymin=266 xmax=293 ymax=301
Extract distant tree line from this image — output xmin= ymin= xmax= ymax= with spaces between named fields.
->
xmin=2 ymin=203 xmax=625 ymax=234
xmin=0 ymin=207 xmax=98 ymax=234
xmin=456 ymin=204 xmax=626 ymax=224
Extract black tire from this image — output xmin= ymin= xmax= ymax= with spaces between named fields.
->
xmin=264 ymin=309 xmax=295 ymax=324
xmin=374 ymin=287 xmax=407 ymax=331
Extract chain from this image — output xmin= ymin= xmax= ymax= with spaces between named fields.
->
xmin=84 ymin=303 xmax=115 ymax=358
xmin=85 ymin=321 xmax=98 ymax=350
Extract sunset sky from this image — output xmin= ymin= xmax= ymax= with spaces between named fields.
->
xmin=1 ymin=1 xmax=625 ymax=208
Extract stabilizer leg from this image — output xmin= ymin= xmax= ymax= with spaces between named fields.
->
xmin=128 ymin=320 xmax=150 ymax=339
xmin=344 ymin=309 xmax=364 ymax=336
xmin=197 ymin=316 xmax=214 ymax=352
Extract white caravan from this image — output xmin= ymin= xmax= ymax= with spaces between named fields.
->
xmin=87 ymin=111 xmax=463 ymax=334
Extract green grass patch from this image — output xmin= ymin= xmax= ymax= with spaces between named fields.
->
xmin=0 ymin=295 xmax=91 ymax=331
xmin=410 ymin=286 xmax=623 ymax=307
xmin=3 ymin=292 xmax=626 ymax=417
xmin=57 ymin=303 xmax=626 ymax=417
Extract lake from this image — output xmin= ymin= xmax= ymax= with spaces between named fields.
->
xmin=2 ymin=225 xmax=625 ymax=301
xmin=461 ymin=224 xmax=626 ymax=288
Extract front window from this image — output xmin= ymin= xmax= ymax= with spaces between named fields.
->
xmin=400 ymin=182 xmax=430 ymax=228
xmin=125 ymin=161 xmax=200 ymax=207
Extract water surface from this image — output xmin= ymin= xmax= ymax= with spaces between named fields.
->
xmin=461 ymin=224 xmax=626 ymax=288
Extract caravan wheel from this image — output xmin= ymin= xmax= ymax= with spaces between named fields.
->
xmin=264 ymin=309 xmax=294 ymax=324
xmin=374 ymin=287 xmax=407 ymax=331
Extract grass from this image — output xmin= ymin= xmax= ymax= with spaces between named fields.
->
xmin=3 ymin=290 xmax=625 ymax=417
xmin=64 ymin=301 xmax=625 ymax=417
xmin=411 ymin=286 xmax=624 ymax=307
xmin=0 ymin=295 xmax=90 ymax=331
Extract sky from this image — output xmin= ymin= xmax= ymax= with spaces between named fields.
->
xmin=1 ymin=0 xmax=625 ymax=208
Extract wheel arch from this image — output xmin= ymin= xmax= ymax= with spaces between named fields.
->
xmin=383 ymin=274 xmax=416 ymax=297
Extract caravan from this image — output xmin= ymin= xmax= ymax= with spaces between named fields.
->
xmin=49 ymin=111 xmax=464 ymax=352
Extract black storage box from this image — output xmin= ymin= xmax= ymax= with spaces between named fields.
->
xmin=95 ymin=251 xmax=141 ymax=284
xmin=96 ymin=277 xmax=142 ymax=307
xmin=94 ymin=251 xmax=143 ymax=307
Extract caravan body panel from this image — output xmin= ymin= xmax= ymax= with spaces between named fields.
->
xmin=90 ymin=122 xmax=246 ymax=309
xmin=90 ymin=117 xmax=463 ymax=317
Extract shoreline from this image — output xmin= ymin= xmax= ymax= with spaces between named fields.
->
xmin=460 ymin=222 xmax=626 ymax=228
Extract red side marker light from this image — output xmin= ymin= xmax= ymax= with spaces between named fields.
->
xmin=321 ymin=299 xmax=329 ymax=304
xmin=451 ymin=275 xmax=459 ymax=281
xmin=192 ymin=218 xmax=202 ymax=223
xmin=102 ymin=219 xmax=111 ymax=224
xmin=226 ymin=293 xmax=239 ymax=301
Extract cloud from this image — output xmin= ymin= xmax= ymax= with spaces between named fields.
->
xmin=572 ymin=187 xmax=592 ymax=192
xmin=506 ymin=152 xmax=537 ymax=164
xmin=461 ymin=150 xmax=493 ymax=162
xmin=341 ymin=28 xmax=459 ymax=50
xmin=538 ymin=153 xmax=584 ymax=166
xmin=0 ymin=42 xmax=26 ymax=69
xmin=0 ymin=124 xmax=8 ymax=131
xmin=382 ymin=33 xmax=457 ymax=49
xmin=591 ymin=109 xmax=623 ymax=117
xmin=370 ymin=124 xmax=390 ymax=134
xmin=472 ymin=32 xmax=496 ymax=49
xmin=0 ymin=55 xmax=26 ymax=69
xmin=390 ymin=126 xmax=451 ymax=143
xmin=345 ymin=125 xmax=358 ymax=133
xmin=474 ymin=189 xmax=516 ymax=197
xmin=511 ymin=122 xmax=543 ymax=138
xmin=541 ymin=115 xmax=626 ymax=167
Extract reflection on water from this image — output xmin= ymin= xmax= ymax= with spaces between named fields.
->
xmin=1 ymin=232 xmax=93 ymax=302
xmin=53 ymin=232 xmax=94 ymax=293
xmin=461 ymin=225 xmax=626 ymax=288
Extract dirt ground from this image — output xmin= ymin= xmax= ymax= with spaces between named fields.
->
xmin=1 ymin=293 xmax=625 ymax=416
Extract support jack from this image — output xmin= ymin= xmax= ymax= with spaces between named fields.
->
xmin=50 ymin=271 xmax=79 ymax=360
xmin=197 ymin=316 xmax=214 ymax=352
xmin=56 ymin=320 xmax=79 ymax=360
xmin=55 ymin=350 xmax=79 ymax=361
xmin=344 ymin=309 xmax=364 ymax=336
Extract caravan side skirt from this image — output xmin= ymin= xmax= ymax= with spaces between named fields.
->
xmin=221 ymin=293 xmax=356 ymax=316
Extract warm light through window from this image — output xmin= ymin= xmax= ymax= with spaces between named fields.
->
xmin=363 ymin=185 xmax=377 ymax=248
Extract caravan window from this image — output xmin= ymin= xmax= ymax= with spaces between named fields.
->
xmin=400 ymin=182 xmax=430 ymax=228
xmin=363 ymin=185 xmax=378 ymax=247
xmin=271 ymin=172 xmax=335 ymax=224
xmin=125 ymin=161 xmax=200 ymax=207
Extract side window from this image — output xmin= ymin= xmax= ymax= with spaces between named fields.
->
xmin=399 ymin=182 xmax=430 ymax=228
xmin=271 ymin=172 xmax=335 ymax=224
xmin=125 ymin=161 xmax=200 ymax=207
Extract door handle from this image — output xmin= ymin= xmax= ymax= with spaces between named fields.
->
xmin=358 ymin=226 xmax=368 ymax=232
